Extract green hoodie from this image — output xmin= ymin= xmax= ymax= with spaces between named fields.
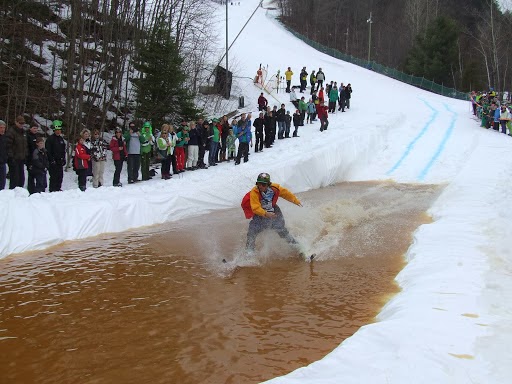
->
xmin=140 ymin=127 xmax=153 ymax=154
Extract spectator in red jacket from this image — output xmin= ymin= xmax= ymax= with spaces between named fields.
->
xmin=317 ymin=103 xmax=329 ymax=132
xmin=257 ymin=93 xmax=268 ymax=111
xmin=109 ymin=128 xmax=128 ymax=187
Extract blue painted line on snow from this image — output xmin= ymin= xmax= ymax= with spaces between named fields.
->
xmin=417 ymin=103 xmax=457 ymax=181
xmin=386 ymin=99 xmax=438 ymax=175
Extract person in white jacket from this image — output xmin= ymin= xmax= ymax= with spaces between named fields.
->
xmin=499 ymin=105 xmax=511 ymax=134
xmin=290 ymin=87 xmax=299 ymax=109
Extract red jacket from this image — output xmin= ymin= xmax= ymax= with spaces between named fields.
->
xmin=317 ymin=105 xmax=328 ymax=120
xmin=216 ymin=122 xmax=223 ymax=138
xmin=318 ymin=89 xmax=325 ymax=103
xmin=109 ymin=136 xmax=128 ymax=160
xmin=258 ymin=95 xmax=268 ymax=108
xmin=74 ymin=142 xmax=91 ymax=169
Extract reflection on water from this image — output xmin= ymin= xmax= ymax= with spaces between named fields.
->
xmin=0 ymin=181 xmax=440 ymax=384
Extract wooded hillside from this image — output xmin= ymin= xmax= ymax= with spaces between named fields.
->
xmin=276 ymin=0 xmax=512 ymax=93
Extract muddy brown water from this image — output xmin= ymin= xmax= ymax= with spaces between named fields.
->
xmin=0 ymin=181 xmax=441 ymax=384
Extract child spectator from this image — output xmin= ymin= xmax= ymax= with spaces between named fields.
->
xmin=31 ymin=137 xmax=48 ymax=194
xmin=293 ymin=110 xmax=301 ymax=137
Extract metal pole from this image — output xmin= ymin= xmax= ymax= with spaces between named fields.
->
xmin=367 ymin=12 xmax=373 ymax=63
xmin=345 ymin=27 xmax=349 ymax=53
xmin=226 ymin=0 xmax=229 ymax=98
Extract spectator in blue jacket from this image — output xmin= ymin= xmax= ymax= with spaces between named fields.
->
xmin=234 ymin=113 xmax=251 ymax=165
xmin=492 ymin=103 xmax=501 ymax=131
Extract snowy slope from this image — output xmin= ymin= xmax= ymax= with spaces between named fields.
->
xmin=1 ymin=0 xmax=512 ymax=383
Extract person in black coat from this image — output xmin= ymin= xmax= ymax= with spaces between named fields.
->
xmin=285 ymin=110 xmax=292 ymax=138
xmin=292 ymin=110 xmax=301 ymax=137
xmin=45 ymin=120 xmax=67 ymax=192
xmin=219 ymin=115 xmax=230 ymax=162
xmin=275 ymin=104 xmax=286 ymax=139
xmin=0 ymin=120 xmax=7 ymax=190
xmin=253 ymin=112 xmax=265 ymax=153
xmin=31 ymin=137 xmax=49 ymax=193
xmin=338 ymin=84 xmax=346 ymax=112
xmin=5 ymin=115 xmax=28 ymax=189
xmin=26 ymin=125 xmax=40 ymax=194
xmin=344 ymin=83 xmax=353 ymax=109
xmin=197 ymin=120 xmax=210 ymax=169
xmin=264 ymin=111 xmax=275 ymax=148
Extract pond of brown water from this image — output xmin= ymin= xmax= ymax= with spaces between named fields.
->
xmin=0 ymin=181 xmax=441 ymax=384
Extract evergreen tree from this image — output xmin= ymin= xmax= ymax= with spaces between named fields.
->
xmin=132 ymin=23 xmax=199 ymax=125
xmin=405 ymin=16 xmax=459 ymax=86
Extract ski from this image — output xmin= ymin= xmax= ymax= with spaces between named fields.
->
xmin=299 ymin=252 xmax=316 ymax=261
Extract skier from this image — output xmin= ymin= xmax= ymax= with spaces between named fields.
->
xmin=242 ymin=172 xmax=303 ymax=254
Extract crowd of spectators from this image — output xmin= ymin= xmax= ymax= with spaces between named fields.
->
xmin=470 ymin=90 xmax=512 ymax=135
xmin=0 ymin=65 xmax=354 ymax=193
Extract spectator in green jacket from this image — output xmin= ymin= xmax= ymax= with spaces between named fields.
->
xmin=309 ymin=70 xmax=317 ymax=93
xmin=298 ymin=96 xmax=307 ymax=126
xmin=328 ymin=84 xmax=339 ymax=113
xmin=140 ymin=121 xmax=154 ymax=181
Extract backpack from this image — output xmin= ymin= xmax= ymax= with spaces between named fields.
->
xmin=241 ymin=186 xmax=279 ymax=219
xmin=241 ymin=191 xmax=253 ymax=219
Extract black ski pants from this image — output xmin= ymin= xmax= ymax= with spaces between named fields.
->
xmin=246 ymin=205 xmax=297 ymax=251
